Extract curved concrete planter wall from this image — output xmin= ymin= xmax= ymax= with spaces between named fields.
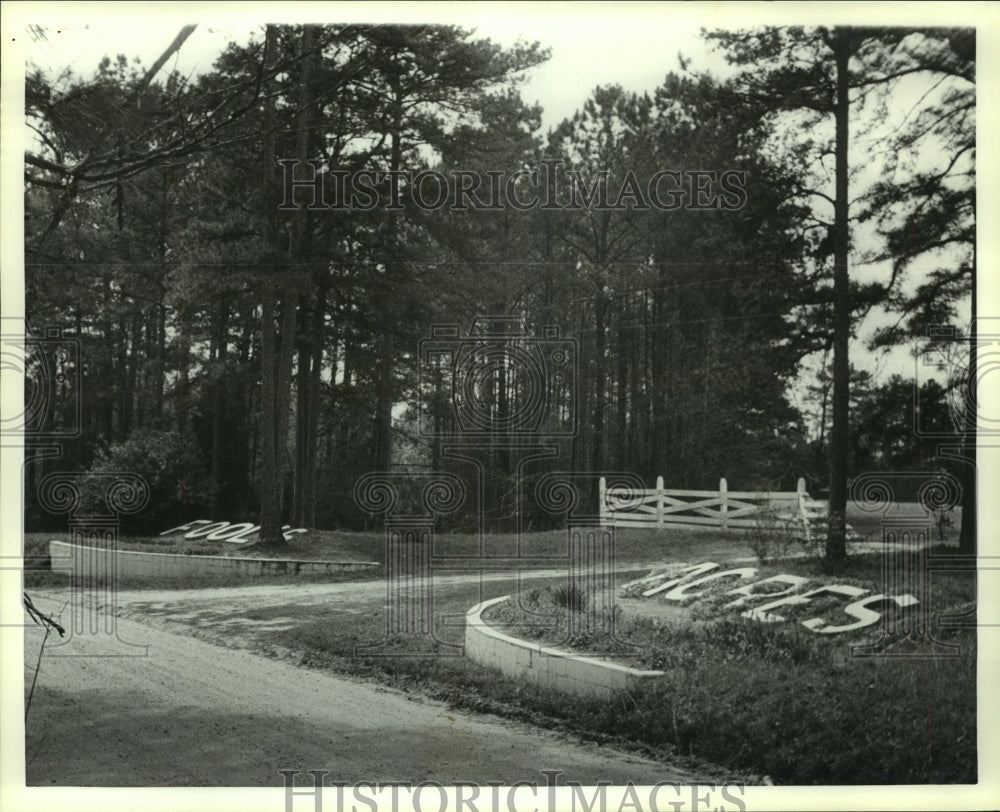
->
xmin=465 ymin=596 xmax=664 ymax=700
xmin=49 ymin=541 xmax=378 ymax=582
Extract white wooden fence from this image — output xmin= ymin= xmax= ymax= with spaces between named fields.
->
xmin=599 ymin=476 xmax=819 ymax=532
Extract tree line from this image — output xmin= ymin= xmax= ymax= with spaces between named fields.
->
xmin=23 ymin=24 xmax=975 ymax=560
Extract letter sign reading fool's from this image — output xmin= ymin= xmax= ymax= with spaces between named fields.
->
xmin=159 ymin=520 xmax=308 ymax=543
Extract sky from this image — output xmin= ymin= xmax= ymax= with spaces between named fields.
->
xmin=9 ymin=1 xmax=999 ymax=390
xmin=20 ymin=9 xmax=728 ymax=133
xmin=17 ymin=1 xmax=991 ymax=132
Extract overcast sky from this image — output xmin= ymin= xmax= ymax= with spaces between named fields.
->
xmin=21 ymin=8 xmax=730 ymax=133
xmin=8 ymin=2 xmax=998 ymax=387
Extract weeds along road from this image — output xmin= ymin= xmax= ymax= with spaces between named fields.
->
xmin=23 ymin=577 xmax=714 ymax=787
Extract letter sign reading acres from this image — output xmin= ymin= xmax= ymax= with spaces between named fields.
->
xmin=159 ymin=520 xmax=308 ymax=543
xmin=626 ymin=562 xmax=918 ymax=635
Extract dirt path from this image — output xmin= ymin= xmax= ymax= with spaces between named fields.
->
xmin=108 ymin=565 xmax=664 ymax=612
xmin=23 ymin=590 xmax=714 ymax=787
xmin=33 ymin=567 xmax=666 ymax=642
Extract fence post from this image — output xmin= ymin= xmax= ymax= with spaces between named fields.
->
xmin=599 ymin=476 xmax=607 ymax=525
xmin=720 ymin=477 xmax=728 ymax=530
xmin=656 ymin=476 xmax=665 ymax=528
xmin=796 ymin=477 xmax=809 ymax=539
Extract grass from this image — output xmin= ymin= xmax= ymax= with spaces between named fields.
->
xmin=161 ymin=542 xmax=974 ymax=785
xmin=241 ymin=573 xmax=744 ymax=779
xmin=20 ymin=525 xmax=977 ymax=783
xmin=485 ymin=547 xmax=976 ymax=655
xmin=21 ymin=567 xmax=383 ymax=591
xmin=22 ymin=530 xmax=383 ymax=561
xmin=19 ymin=524 xmax=763 ymax=590
xmin=20 ymin=498 xmax=961 ymax=567
xmin=22 ymin=524 xmax=774 ymax=564
xmin=19 ymin=532 xmax=385 ymax=589
xmin=476 ymin=547 xmax=976 ymax=783
xmin=620 ymin=622 xmax=975 ymax=783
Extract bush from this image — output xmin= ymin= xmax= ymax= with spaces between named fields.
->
xmin=551 ymin=582 xmax=589 ymax=611
xmin=701 ymin=617 xmax=824 ymax=665
xmin=744 ymin=508 xmax=798 ymax=564
xmin=79 ymin=428 xmax=214 ymax=533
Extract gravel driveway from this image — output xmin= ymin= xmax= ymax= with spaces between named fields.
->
xmin=23 ymin=580 xmax=716 ymax=787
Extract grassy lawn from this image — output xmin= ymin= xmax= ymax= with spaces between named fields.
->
xmin=131 ymin=541 xmax=971 ymax=785
xmin=20 ymin=524 xmax=767 ymax=589
xmin=23 ymin=525 xmax=769 ymax=562
xmin=21 ymin=522 xmax=975 ymax=783
xmin=474 ymin=548 xmax=976 ymax=783
xmin=20 ymin=532 xmax=385 ymax=589
xmin=22 ymin=498 xmax=959 ymax=566
xmin=239 ymin=572 xmax=751 ymax=778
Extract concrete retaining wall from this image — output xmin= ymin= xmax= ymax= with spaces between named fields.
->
xmin=465 ymin=596 xmax=664 ymax=699
xmin=49 ymin=541 xmax=378 ymax=582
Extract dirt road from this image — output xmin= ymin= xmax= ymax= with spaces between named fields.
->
xmin=23 ymin=588 xmax=712 ymax=787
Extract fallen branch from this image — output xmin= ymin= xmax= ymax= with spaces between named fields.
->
xmin=24 ymin=593 xmax=67 ymax=721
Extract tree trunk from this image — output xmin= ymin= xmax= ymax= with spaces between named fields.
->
xmin=257 ymin=24 xmax=290 ymax=545
xmin=959 ymin=237 xmax=976 ymax=555
xmin=616 ymin=304 xmax=629 ymax=470
xmin=210 ymin=305 xmax=228 ymax=518
xmin=373 ymin=77 xmax=405 ymax=472
xmin=826 ymin=29 xmax=852 ymax=568
xmin=289 ymin=24 xmax=322 ymax=528
xmin=259 ymin=287 xmax=282 ymax=542
xmin=235 ymin=306 xmax=255 ymax=515
xmin=294 ymin=333 xmax=308 ymax=524
xmin=572 ymin=301 xmax=588 ymax=473
xmin=302 ymin=283 xmax=325 ymax=528
xmin=154 ymin=304 xmax=166 ymax=421
xmin=591 ymin=290 xmax=608 ymax=476
xmin=292 ymin=286 xmax=325 ymax=528
xmin=650 ymin=277 xmax=668 ymax=479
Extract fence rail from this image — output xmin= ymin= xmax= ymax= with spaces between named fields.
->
xmin=599 ymin=476 xmax=817 ymax=532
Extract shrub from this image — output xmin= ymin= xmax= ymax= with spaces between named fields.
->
xmin=745 ymin=507 xmax=797 ymax=565
xmin=702 ymin=617 xmax=825 ymax=665
xmin=79 ymin=428 xmax=214 ymax=533
xmin=551 ymin=582 xmax=589 ymax=611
